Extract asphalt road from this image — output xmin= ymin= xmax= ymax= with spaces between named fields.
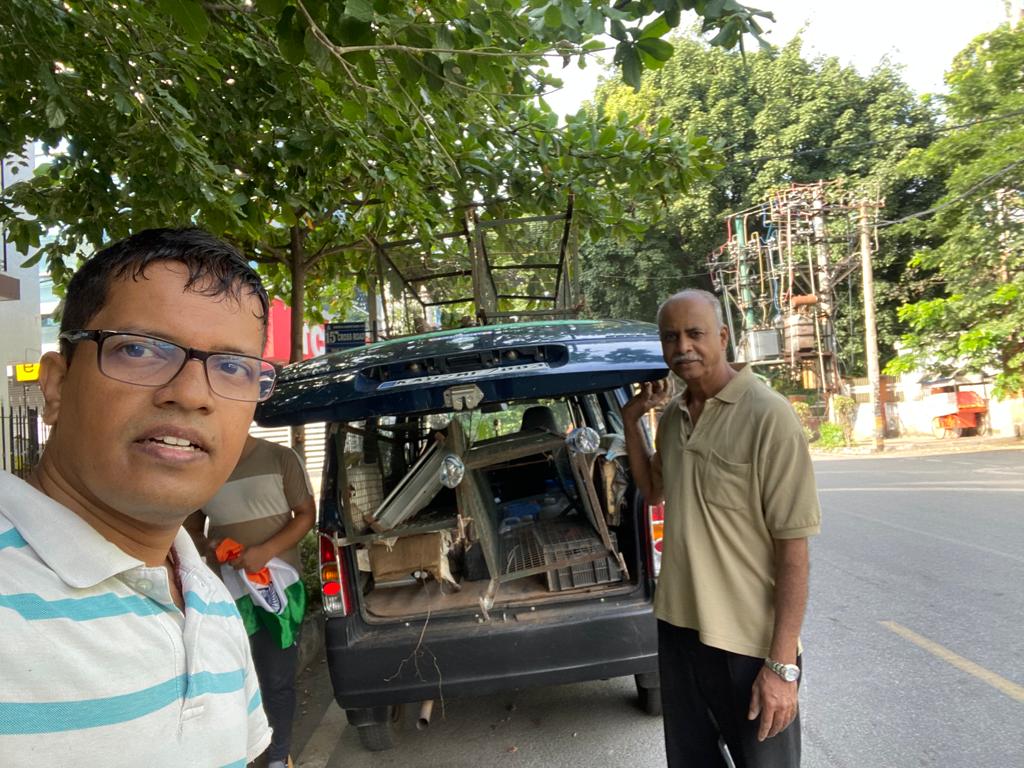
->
xmin=289 ymin=448 xmax=1024 ymax=768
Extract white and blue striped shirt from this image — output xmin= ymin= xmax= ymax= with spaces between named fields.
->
xmin=0 ymin=472 xmax=271 ymax=767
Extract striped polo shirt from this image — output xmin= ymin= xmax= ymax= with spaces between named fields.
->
xmin=0 ymin=471 xmax=271 ymax=767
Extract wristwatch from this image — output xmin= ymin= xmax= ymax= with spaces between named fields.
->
xmin=764 ymin=658 xmax=801 ymax=682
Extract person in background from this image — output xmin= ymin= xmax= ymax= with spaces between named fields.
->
xmin=622 ymin=289 xmax=821 ymax=768
xmin=187 ymin=435 xmax=316 ymax=768
xmin=0 ymin=228 xmax=276 ymax=766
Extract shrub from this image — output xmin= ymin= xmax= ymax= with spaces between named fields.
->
xmin=832 ymin=395 xmax=858 ymax=446
xmin=815 ymin=422 xmax=846 ymax=450
xmin=791 ymin=400 xmax=815 ymax=442
xmin=299 ymin=530 xmax=321 ymax=610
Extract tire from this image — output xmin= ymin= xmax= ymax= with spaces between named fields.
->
xmin=635 ymin=676 xmax=662 ymax=716
xmin=356 ymin=721 xmax=395 ymax=752
xmin=975 ymin=413 xmax=991 ymax=436
xmin=931 ymin=418 xmax=947 ymax=439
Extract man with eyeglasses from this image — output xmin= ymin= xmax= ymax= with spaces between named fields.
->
xmin=0 ymin=228 xmax=277 ymax=766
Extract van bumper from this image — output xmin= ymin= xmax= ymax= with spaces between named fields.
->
xmin=325 ymin=596 xmax=658 ymax=711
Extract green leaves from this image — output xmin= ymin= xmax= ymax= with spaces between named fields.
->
xmin=157 ymin=0 xmax=210 ymax=43
xmin=636 ymin=38 xmax=674 ymax=68
xmin=888 ymin=24 xmax=1024 ymax=394
xmin=0 ymin=0 xmax=767 ymax=354
xmin=344 ymin=0 xmax=376 ymax=23
xmin=276 ymin=7 xmax=306 ymax=64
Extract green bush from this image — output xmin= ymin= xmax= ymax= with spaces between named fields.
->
xmin=832 ymin=395 xmax=858 ymax=446
xmin=815 ymin=422 xmax=846 ymax=450
xmin=299 ymin=530 xmax=322 ymax=610
xmin=791 ymin=400 xmax=815 ymax=442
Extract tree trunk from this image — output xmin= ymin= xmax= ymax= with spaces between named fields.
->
xmin=288 ymin=223 xmax=307 ymax=459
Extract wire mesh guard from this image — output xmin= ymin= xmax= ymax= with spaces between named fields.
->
xmin=498 ymin=520 xmax=621 ymax=592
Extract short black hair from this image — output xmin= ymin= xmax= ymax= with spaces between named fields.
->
xmin=60 ymin=228 xmax=270 ymax=349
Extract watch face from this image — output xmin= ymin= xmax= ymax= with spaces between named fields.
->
xmin=783 ymin=666 xmax=800 ymax=682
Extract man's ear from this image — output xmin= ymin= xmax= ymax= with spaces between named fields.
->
xmin=719 ymin=324 xmax=730 ymax=353
xmin=38 ymin=351 xmax=68 ymax=426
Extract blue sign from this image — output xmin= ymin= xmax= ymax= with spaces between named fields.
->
xmin=325 ymin=322 xmax=367 ymax=353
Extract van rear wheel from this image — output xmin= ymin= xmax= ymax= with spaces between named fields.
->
xmin=356 ymin=720 xmax=395 ymax=751
xmin=635 ymin=675 xmax=662 ymax=716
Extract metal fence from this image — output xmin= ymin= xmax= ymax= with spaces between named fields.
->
xmin=1 ymin=403 xmax=48 ymax=478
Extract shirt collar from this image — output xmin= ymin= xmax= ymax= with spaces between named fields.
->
xmin=0 ymin=471 xmax=144 ymax=588
xmin=674 ymin=363 xmax=754 ymax=408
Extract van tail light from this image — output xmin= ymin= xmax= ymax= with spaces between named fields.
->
xmin=647 ymin=503 xmax=664 ymax=579
xmin=319 ymin=533 xmax=351 ymax=616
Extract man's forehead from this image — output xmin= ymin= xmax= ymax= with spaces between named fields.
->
xmin=658 ymin=297 xmax=716 ymax=326
xmin=93 ymin=264 xmax=266 ymax=348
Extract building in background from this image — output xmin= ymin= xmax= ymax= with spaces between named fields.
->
xmin=1 ymin=146 xmax=45 ymax=475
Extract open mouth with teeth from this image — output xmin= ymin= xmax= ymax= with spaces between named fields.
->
xmin=144 ymin=436 xmax=202 ymax=452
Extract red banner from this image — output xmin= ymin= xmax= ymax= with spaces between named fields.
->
xmin=263 ymin=298 xmax=325 ymax=364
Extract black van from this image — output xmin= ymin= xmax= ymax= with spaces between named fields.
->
xmin=257 ymin=320 xmax=669 ymax=751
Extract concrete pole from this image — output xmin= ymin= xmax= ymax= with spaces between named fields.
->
xmin=859 ymin=201 xmax=884 ymax=452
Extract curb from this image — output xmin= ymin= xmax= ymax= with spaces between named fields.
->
xmin=811 ymin=435 xmax=1024 ymax=460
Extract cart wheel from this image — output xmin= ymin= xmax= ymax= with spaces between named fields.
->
xmin=947 ymin=426 xmax=963 ymax=439
xmin=931 ymin=418 xmax=948 ymax=439
xmin=975 ymin=413 xmax=991 ymax=436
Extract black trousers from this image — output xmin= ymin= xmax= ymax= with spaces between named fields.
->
xmin=250 ymin=625 xmax=300 ymax=762
xmin=658 ymin=621 xmax=801 ymax=768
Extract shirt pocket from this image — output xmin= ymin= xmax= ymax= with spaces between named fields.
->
xmin=699 ymin=449 xmax=753 ymax=511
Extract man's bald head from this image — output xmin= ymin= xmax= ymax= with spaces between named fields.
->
xmin=657 ymin=289 xmax=724 ymax=329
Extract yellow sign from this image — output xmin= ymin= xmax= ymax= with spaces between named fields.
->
xmin=14 ymin=363 xmax=40 ymax=382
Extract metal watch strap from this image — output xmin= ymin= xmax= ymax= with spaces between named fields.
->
xmin=764 ymin=658 xmax=800 ymax=682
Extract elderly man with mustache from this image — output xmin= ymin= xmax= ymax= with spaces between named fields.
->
xmin=623 ymin=289 xmax=821 ymax=768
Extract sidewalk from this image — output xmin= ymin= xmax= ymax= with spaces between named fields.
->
xmin=811 ymin=433 xmax=1024 ymax=459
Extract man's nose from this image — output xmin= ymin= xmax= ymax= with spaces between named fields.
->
xmin=155 ymin=358 xmax=215 ymax=410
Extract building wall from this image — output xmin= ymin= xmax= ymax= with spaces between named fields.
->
xmin=1 ymin=150 xmax=42 ymax=389
xmin=1 ymin=148 xmax=42 ymax=471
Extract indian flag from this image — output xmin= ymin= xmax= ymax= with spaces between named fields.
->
xmin=220 ymin=557 xmax=306 ymax=649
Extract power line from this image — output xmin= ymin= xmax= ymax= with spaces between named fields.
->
xmin=878 ymin=158 xmax=1024 ymax=227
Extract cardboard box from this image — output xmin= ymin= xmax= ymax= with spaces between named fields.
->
xmin=369 ymin=532 xmax=454 ymax=586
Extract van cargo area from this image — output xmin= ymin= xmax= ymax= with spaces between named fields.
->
xmin=324 ymin=395 xmax=639 ymax=621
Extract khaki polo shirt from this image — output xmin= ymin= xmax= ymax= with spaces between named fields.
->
xmin=653 ymin=364 xmax=821 ymax=658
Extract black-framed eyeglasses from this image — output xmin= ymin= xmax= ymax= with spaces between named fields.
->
xmin=59 ymin=329 xmax=278 ymax=403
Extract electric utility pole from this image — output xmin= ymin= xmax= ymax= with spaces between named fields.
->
xmin=859 ymin=201 xmax=884 ymax=452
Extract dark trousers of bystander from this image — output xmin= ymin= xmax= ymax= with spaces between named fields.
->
xmin=250 ymin=625 xmax=300 ymax=764
xmin=658 ymin=621 xmax=802 ymax=768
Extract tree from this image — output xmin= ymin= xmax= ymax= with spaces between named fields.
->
xmin=885 ymin=22 xmax=1024 ymax=395
xmin=0 ymin=0 xmax=772 ymax=367
xmin=581 ymin=33 xmax=940 ymax=377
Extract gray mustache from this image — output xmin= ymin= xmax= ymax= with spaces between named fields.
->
xmin=672 ymin=355 xmax=701 ymax=364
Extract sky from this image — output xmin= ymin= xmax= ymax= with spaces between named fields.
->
xmin=542 ymin=0 xmax=1015 ymax=119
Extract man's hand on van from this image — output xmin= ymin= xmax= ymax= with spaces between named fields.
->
xmin=622 ymin=378 xmax=672 ymax=423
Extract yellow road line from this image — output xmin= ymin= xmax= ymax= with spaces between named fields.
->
xmin=881 ymin=621 xmax=1024 ymax=703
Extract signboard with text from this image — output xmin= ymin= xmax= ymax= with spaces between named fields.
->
xmin=325 ymin=322 xmax=367 ymax=353
xmin=14 ymin=363 xmax=40 ymax=382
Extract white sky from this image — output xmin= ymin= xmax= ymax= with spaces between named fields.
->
xmin=542 ymin=0 xmax=1015 ymax=118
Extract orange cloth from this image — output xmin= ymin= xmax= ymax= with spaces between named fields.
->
xmin=214 ymin=537 xmax=271 ymax=585
xmin=215 ymin=538 xmax=244 ymax=564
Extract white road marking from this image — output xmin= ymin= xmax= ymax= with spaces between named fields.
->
xmin=827 ymin=508 xmax=1024 ymax=564
xmin=881 ymin=621 xmax=1024 ymax=703
xmin=820 ymin=486 xmax=1024 ymax=492
xmin=296 ymin=702 xmax=347 ymax=768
